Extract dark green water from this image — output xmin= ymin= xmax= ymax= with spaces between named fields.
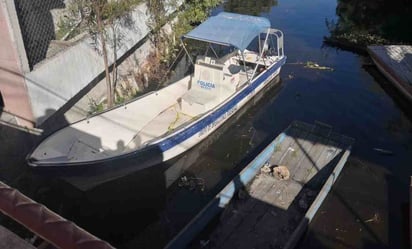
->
xmin=1 ymin=0 xmax=412 ymax=249
xmin=126 ymin=0 xmax=412 ymax=247
xmin=176 ymin=0 xmax=412 ymax=248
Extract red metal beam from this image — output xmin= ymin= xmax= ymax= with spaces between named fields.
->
xmin=0 ymin=181 xmax=115 ymax=249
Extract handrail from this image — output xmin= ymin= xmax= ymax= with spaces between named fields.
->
xmin=0 ymin=181 xmax=115 ymax=249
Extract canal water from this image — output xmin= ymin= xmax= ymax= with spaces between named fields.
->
xmin=1 ymin=0 xmax=411 ymax=248
xmin=152 ymin=0 xmax=411 ymax=248
xmin=117 ymin=0 xmax=412 ymax=247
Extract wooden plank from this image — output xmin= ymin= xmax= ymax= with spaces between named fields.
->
xmin=291 ymin=134 xmax=323 ymax=182
xmin=368 ymin=45 xmax=412 ymax=100
xmin=283 ymin=148 xmax=352 ymax=249
xmin=208 ymin=122 xmax=353 ymax=249
xmin=216 ymin=130 xmax=314 ymax=241
xmin=246 ymin=137 xmax=339 ymax=248
xmin=211 ymin=125 xmax=324 ymax=248
xmin=369 ymin=46 xmax=412 ymax=83
xmin=169 ymin=121 xmax=354 ymax=249
xmin=211 ymin=177 xmax=275 ymax=248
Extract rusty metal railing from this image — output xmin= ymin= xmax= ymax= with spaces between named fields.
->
xmin=0 ymin=181 xmax=115 ymax=249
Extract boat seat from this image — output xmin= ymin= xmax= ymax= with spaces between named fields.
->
xmin=181 ymin=88 xmax=218 ymax=116
xmin=181 ymin=59 xmax=223 ymax=116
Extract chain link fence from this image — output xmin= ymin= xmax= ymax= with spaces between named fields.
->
xmin=14 ymin=0 xmax=66 ymax=69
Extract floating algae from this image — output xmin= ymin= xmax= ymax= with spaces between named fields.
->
xmin=304 ymin=61 xmax=334 ymax=71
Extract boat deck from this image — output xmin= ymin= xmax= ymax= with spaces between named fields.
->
xmin=203 ymin=121 xmax=354 ymax=249
xmin=126 ymin=104 xmax=193 ymax=149
xmin=368 ymin=45 xmax=412 ymax=100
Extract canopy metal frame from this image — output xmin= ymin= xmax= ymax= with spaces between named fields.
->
xmin=180 ymin=12 xmax=284 ymax=82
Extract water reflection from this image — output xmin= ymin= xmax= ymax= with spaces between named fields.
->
xmin=223 ymin=0 xmax=277 ymax=15
xmin=325 ymin=0 xmax=412 ymax=47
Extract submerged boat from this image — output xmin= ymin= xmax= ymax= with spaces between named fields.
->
xmin=27 ymin=12 xmax=286 ymax=169
xmin=166 ymin=121 xmax=354 ymax=249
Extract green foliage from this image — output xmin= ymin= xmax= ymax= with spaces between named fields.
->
xmin=142 ymin=0 xmax=222 ymax=84
xmin=223 ymin=0 xmax=277 ymax=16
xmin=56 ymin=18 xmax=75 ymax=40
xmin=56 ymin=0 xmax=85 ymax=40
xmin=147 ymin=0 xmax=167 ymax=31
xmin=88 ymin=97 xmax=104 ymax=115
xmin=173 ymin=0 xmax=222 ymax=38
xmin=114 ymin=95 xmax=125 ymax=105
xmin=100 ymin=0 xmax=142 ymax=21
xmin=326 ymin=0 xmax=412 ymax=47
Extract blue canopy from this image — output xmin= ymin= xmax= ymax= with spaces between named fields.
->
xmin=183 ymin=12 xmax=271 ymax=51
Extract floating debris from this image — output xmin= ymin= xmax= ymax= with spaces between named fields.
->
xmin=199 ymin=240 xmax=210 ymax=248
xmin=260 ymin=164 xmax=290 ymax=180
xmin=304 ymin=61 xmax=334 ymax=71
xmin=261 ymin=163 xmax=272 ymax=174
xmin=364 ymin=213 xmax=381 ymax=223
xmin=373 ymin=148 xmax=393 ymax=155
xmin=273 ymin=165 xmax=290 ymax=180
xmin=178 ymin=176 xmax=205 ymax=191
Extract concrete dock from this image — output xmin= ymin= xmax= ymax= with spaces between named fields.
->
xmin=368 ymin=45 xmax=412 ymax=100
xmin=0 ymin=225 xmax=36 ymax=249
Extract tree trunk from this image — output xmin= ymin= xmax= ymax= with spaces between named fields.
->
xmin=95 ymin=4 xmax=113 ymax=107
xmin=111 ymin=25 xmax=118 ymax=101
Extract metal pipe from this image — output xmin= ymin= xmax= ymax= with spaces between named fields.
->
xmin=0 ymin=181 xmax=115 ymax=249
xmin=181 ymin=41 xmax=194 ymax=66
xmin=240 ymin=51 xmax=250 ymax=82
xmin=250 ymin=29 xmax=271 ymax=79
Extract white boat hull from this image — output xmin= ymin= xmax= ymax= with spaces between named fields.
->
xmin=28 ymin=58 xmax=285 ymax=169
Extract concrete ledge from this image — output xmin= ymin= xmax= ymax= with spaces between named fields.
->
xmin=0 ymin=225 xmax=36 ymax=249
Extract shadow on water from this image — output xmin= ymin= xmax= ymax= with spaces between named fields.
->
xmin=0 ymin=107 xmax=68 ymax=239
xmin=222 ymin=0 xmax=277 ymax=15
xmin=0 ymin=107 xmax=166 ymax=247
xmin=296 ymin=157 xmax=411 ymax=249
xmin=0 ymin=76 xmax=166 ymax=246
xmin=324 ymin=0 xmax=412 ymax=51
xmin=363 ymin=63 xmax=412 ymax=122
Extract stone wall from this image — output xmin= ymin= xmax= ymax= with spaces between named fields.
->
xmin=22 ymin=1 xmax=182 ymax=125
